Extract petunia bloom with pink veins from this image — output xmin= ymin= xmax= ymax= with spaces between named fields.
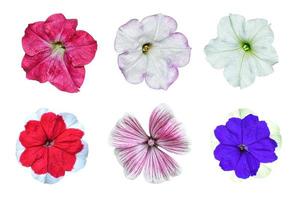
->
xmin=22 ymin=13 xmax=97 ymax=93
xmin=115 ymin=14 xmax=191 ymax=90
xmin=111 ymin=105 xmax=189 ymax=183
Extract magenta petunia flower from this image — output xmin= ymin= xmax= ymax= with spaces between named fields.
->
xmin=16 ymin=109 xmax=88 ymax=184
xmin=22 ymin=14 xmax=97 ymax=93
xmin=111 ymin=105 xmax=189 ymax=183
xmin=115 ymin=14 xmax=191 ymax=90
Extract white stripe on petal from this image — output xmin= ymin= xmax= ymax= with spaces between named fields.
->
xmin=16 ymin=140 xmax=25 ymax=161
xmin=31 ymin=171 xmax=61 ymax=184
xmin=72 ymin=140 xmax=89 ymax=172
xmin=144 ymin=147 xmax=180 ymax=183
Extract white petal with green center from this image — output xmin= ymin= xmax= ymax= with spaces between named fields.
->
xmin=223 ymin=54 xmax=257 ymax=88
xmin=204 ymin=38 xmax=242 ymax=69
xmin=217 ymin=14 xmax=246 ymax=43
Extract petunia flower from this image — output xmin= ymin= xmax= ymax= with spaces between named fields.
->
xmin=213 ymin=109 xmax=281 ymax=179
xmin=111 ymin=105 xmax=189 ymax=183
xmin=115 ymin=14 xmax=191 ymax=90
xmin=22 ymin=13 xmax=97 ymax=93
xmin=16 ymin=109 xmax=88 ymax=184
xmin=204 ymin=14 xmax=278 ymax=88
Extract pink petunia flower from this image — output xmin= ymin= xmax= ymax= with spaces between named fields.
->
xmin=22 ymin=14 xmax=97 ymax=93
xmin=111 ymin=105 xmax=189 ymax=183
xmin=16 ymin=109 xmax=88 ymax=184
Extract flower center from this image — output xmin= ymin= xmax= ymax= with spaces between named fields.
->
xmin=239 ymin=144 xmax=248 ymax=152
xmin=147 ymin=138 xmax=156 ymax=146
xmin=241 ymin=42 xmax=251 ymax=52
xmin=51 ymin=41 xmax=66 ymax=54
xmin=44 ymin=139 xmax=54 ymax=147
xmin=142 ymin=43 xmax=152 ymax=54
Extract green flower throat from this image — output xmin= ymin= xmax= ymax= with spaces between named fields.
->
xmin=52 ymin=41 xmax=66 ymax=54
xmin=241 ymin=41 xmax=251 ymax=52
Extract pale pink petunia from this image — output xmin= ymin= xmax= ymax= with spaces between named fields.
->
xmin=22 ymin=13 xmax=97 ymax=93
xmin=115 ymin=14 xmax=191 ymax=90
xmin=111 ymin=105 xmax=189 ymax=183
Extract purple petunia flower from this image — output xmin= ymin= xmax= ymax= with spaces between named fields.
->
xmin=111 ymin=105 xmax=189 ymax=183
xmin=214 ymin=114 xmax=278 ymax=179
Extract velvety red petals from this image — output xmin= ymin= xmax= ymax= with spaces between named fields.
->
xmin=18 ymin=111 xmax=87 ymax=180
xmin=40 ymin=112 xmax=66 ymax=140
xmin=20 ymin=146 xmax=46 ymax=168
xmin=19 ymin=121 xmax=46 ymax=147
xmin=65 ymin=30 xmax=98 ymax=66
xmin=54 ymin=129 xmax=84 ymax=154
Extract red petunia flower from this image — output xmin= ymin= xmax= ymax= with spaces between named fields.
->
xmin=16 ymin=109 xmax=88 ymax=183
xmin=22 ymin=14 xmax=97 ymax=93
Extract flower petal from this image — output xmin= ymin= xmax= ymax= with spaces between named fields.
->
xmin=19 ymin=121 xmax=46 ymax=148
xmin=40 ymin=112 xmax=66 ymax=140
xmin=145 ymin=55 xmax=178 ymax=90
xmin=214 ymin=125 xmax=240 ymax=145
xmin=65 ymin=30 xmax=97 ymax=66
xmin=214 ymin=144 xmax=240 ymax=171
xmin=248 ymin=138 xmax=277 ymax=163
xmin=44 ymin=13 xmax=77 ymax=42
xmin=153 ymin=32 xmax=191 ymax=67
xmin=22 ymin=51 xmax=52 ymax=83
xmin=204 ymin=38 xmax=242 ymax=69
xmin=141 ymin=14 xmax=177 ymax=41
xmin=115 ymin=19 xmax=143 ymax=53
xmin=115 ymin=144 xmax=148 ymax=179
xmin=118 ymin=51 xmax=147 ymax=84
xmin=234 ymin=152 xmax=260 ymax=179
xmin=243 ymin=117 xmax=272 ymax=145
xmin=47 ymin=147 xmax=68 ymax=178
xmin=252 ymin=46 xmax=278 ymax=76
xmin=144 ymin=147 xmax=180 ymax=183
xmin=241 ymin=114 xmax=259 ymax=144
xmin=19 ymin=146 xmax=46 ymax=168
xmin=54 ymin=129 xmax=84 ymax=154
xmin=149 ymin=105 xmax=188 ymax=154
xmin=48 ymin=56 xmax=85 ymax=93
xmin=112 ymin=115 xmax=148 ymax=149
xmin=22 ymin=22 xmax=51 ymax=56
xmin=223 ymin=54 xmax=256 ymax=88
xmin=225 ymin=117 xmax=242 ymax=143
xmin=31 ymin=172 xmax=60 ymax=184
xmin=218 ymin=14 xmax=246 ymax=43
xmin=72 ymin=141 xmax=88 ymax=172
xmin=245 ymin=19 xmax=274 ymax=46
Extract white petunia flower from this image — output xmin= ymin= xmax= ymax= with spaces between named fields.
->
xmin=204 ymin=14 xmax=278 ymax=88
xmin=115 ymin=14 xmax=191 ymax=90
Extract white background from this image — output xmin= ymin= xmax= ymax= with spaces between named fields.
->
xmin=0 ymin=0 xmax=299 ymax=199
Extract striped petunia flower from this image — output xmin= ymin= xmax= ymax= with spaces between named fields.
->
xmin=16 ymin=109 xmax=88 ymax=184
xmin=111 ymin=105 xmax=189 ymax=183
